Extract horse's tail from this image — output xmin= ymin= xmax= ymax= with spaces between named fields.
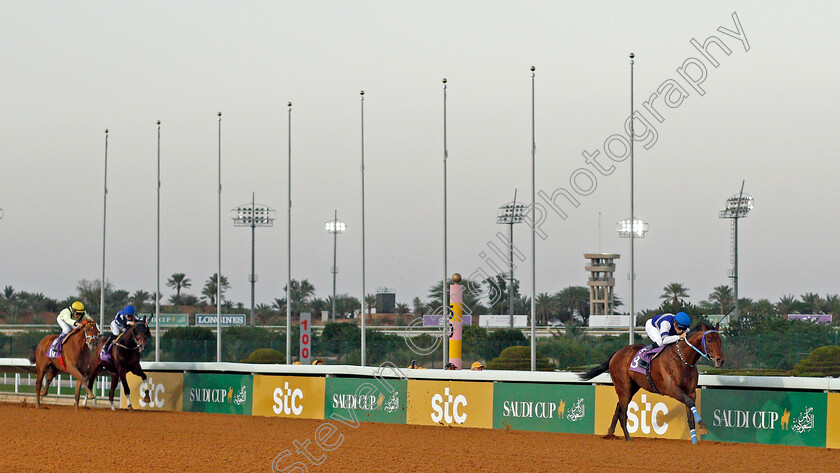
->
xmin=28 ymin=349 xmax=36 ymax=364
xmin=578 ymin=351 xmax=617 ymax=381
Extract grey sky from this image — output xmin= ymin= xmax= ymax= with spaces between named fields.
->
xmin=1 ymin=2 xmax=838 ymax=314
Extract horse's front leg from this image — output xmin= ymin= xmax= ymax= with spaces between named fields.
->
xmin=108 ymin=374 xmax=120 ymax=410
xmin=129 ymin=364 xmax=151 ymax=404
xmin=680 ymin=391 xmax=703 ymax=444
xmin=119 ymin=370 xmax=133 ymax=410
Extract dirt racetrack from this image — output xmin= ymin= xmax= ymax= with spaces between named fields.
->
xmin=1 ymin=402 xmax=838 ymax=473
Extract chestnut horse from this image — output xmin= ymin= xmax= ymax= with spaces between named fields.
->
xmin=579 ymin=322 xmax=724 ymax=443
xmin=88 ymin=317 xmax=151 ymax=410
xmin=31 ymin=319 xmax=100 ymax=409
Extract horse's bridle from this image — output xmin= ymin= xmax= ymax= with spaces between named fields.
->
xmin=80 ymin=321 xmax=98 ymax=348
xmin=676 ymin=328 xmax=719 ymax=367
xmin=115 ymin=323 xmax=147 ymax=352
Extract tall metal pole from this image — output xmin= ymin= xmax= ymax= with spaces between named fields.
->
xmin=217 ymin=112 xmax=222 ymax=363
xmin=332 ymin=210 xmax=338 ymax=321
xmin=100 ymin=129 xmax=108 ymax=330
xmin=530 ymin=66 xmax=536 ymax=371
xmin=733 ymin=180 xmax=745 ymax=320
xmin=360 ymin=90 xmax=367 ymax=366
xmin=509 ymin=190 xmax=517 ymax=329
xmin=442 ymin=78 xmax=449 ymax=368
xmin=629 ymin=53 xmax=635 ymax=345
xmin=250 ymin=192 xmax=256 ymax=326
xmin=155 ymin=121 xmax=161 ymax=362
xmin=286 ymin=102 xmax=292 ymax=364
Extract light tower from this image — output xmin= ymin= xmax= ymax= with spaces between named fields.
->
xmin=325 ymin=211 xmax=346 ymax=321
xmin=719 ymin=181 xmax=753 ymax=320
xmin=496 ymin=190 xmax=526 ymax=329
xmin=232 ymin=193 xmax=276 ymax=325
xmin=617 ymin=217 xmax=647 ymax=343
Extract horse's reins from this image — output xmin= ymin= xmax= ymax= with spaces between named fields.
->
xmin=676 ymin=328 xmax=719 ymax=367
xmin=114 ymin=324 xmax=146 ymax=351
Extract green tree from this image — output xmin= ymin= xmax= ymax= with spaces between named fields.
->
xmin=708 ymin=285 xmax=733 ymax=313
xmin=364 ymin=294 xmax=376 ymax=315
xmin=281 ymin=279 xmax=316 ymax=312
xmin=426 ymin=278 xmax=486 ymax=317
xmin=412 ymin=297 xmax=426 ymax=316
xmin=535 ymin=293 xmax=558 ymax=325
xmin=166 ymin=273 xmax=192 ymax=303
xmin=555 ymin=286 xmax=590 ymax=324
xmin=800 ymin=292 xmax=825 ymax=313
xmin=131 ymin=290 xmax=151 ymax=313
xmin=660 ymin=282 xmax=690 ymax=306
xmin=776 ymin=294 xmax=798 ymax=315
xmin=395 ymin=303 xmax=410 ymax=316
xmin=202 ymin=273 xmax=231 ymax=305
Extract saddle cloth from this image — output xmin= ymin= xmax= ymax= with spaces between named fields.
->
xmin=629 ymin=344 xmax=666 ymax=375
xmin=47 ymin=333 xmax=69 ymax=359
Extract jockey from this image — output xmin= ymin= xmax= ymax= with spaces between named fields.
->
xmin=56 ymin=301 xmax=94 ymax=334
xmin=645 ymin=311 xmax=691 ymax=347
xmin=110 ymin=304 xmax=138 ymax=340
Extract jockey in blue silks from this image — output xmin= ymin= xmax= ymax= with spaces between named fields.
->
xmin=109 ymin=304 xmax=138 ymax=342
xmin=645 ymin=311 xmax=691 ymax=347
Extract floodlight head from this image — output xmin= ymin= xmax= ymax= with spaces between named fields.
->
xmin=497 ymin=201 xmax=527 ymax=224
xmin=719 ymin=193 xmax=754 ymax=218
xmin=325 ymin=220 xmax=346 ymax=234
xmin=232 ymin=203 xmax=276 ymax=227
xmin=442 ymin=78 xmax=447 ymax=84
xmin=616 ymin=218 xmax=648 ymax=238
xmin=530 ymin=66 xmax=535 ymax=71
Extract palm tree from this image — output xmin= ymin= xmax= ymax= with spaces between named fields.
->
xmin=412 ymin=297 xmax=426 ymax=316
xmin=131 ymin=290 xmax=151 ymax=313
xmin=660 ymin=283 xmax=690 ymax=306
xmin=310 ymin=297 xmax=328 ymax=315
xmin=535 ymin=292 xmax=559 ymax=325
xmin=283 ymin=279 xmax=316 ymax=312
xmin=708 ymin=285 xmax=734 ymax=313
xmin=426 ymin=278 xmax=486 ymax=316
xmin=800 ymin=292 xmax=825 ymax=314
xmin=776 ymin=294 xmax=798 ymax=315
xmin=166 ymin=273 xmax=192 ymax=302
xmin=555 ymin=286 xmax=590 ymax=323
xmin=202 ymin=273 xmax=231 ymax=306
xmin=364 ymin=294 xmax=376 ymax=315
xmin=395 ymin=303 xmax=410 ymax=316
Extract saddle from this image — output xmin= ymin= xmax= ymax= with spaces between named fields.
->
xmin=629 ymin=344 xmax=667 ymax=393
xmin=100 ymin=331 xmax=127 ymax=363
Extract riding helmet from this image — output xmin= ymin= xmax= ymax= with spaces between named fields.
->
xmin=675 ymin=312 xmax=690 ymax=329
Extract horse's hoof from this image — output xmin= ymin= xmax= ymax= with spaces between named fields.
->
xmin=697 ymin=426 xmax=708 ymax=435
xmin=128 ymin=405 xmax=133 ymax=411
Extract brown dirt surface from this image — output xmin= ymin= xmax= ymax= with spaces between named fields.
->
xmin=1 ymin=402 xmax=838 ymax=472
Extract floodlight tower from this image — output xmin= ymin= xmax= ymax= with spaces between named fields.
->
xmin=232 ymin=193 xmax=276 ymax=325
xmin=325 ymin=211 xmax=346 ymax=321
xmin=496 ymin=190 xmax=526 ymax=329
xmin=617 ymin=217 xmax=648 ymax=344
xmin=719 ymin=181 xmax=753 ymax=321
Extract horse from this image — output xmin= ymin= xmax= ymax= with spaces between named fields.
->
xmin=31 ymin=319 xmax=100 ymax=409
xmin=579 ymin=322 xmax=724 ymax=443
xmin=88 ymin=317 xmax=152 ymax=410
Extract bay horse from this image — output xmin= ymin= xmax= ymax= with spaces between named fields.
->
xmin=579 ymin=322 xmax=724 ymax=443
xmin=88 ymin=317 xmax=152 ymax=410
xmin=31 ymin=319 xmax=100 ymax=409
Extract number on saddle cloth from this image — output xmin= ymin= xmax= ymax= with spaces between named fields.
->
xmin=629 ymin=344 xmax=667 ymax=375
xmin=47 ymin=333 xmax=70 ymax=359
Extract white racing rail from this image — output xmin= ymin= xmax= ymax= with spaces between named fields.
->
xmin=2 ymin=358 xmax=838 ymax=393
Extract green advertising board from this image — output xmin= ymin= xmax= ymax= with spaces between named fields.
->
xmin=703 ymin=388 xmax=826 ymax=447
xmin=493 ymin=383 xmax=595 ymax=434
xmin=325 ymin=377 xmax=407 ymax=424
xmin=183 ymin=373 xmax=253 ymax=415
xmin=141 ymin=313 xmax=189 ymax=327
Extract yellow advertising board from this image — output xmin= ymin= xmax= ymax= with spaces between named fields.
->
xmin=406 ymin=380 xmax=493 ymax=429
xmin=119 ymin=371 xmax=183 ymax=411
xmin=827 ymin=393 xmax=840 ymax=449
xmin=252 ymin=375 xmax=325 ymax=419
xmin=594 ymin=385 xmax=700 ymax=440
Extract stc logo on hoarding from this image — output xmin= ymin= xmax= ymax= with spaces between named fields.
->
xmin=138 ymin=377 xmax=165 ymax=408
xmin=431 ymin=387 xmax=467 ymax=424
xmin=274 ymin=382 xmax=304 ymax=416
xmin=626 ymin=394 xmax=669 ymax=435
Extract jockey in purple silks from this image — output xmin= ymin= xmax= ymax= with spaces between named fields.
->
xmin=645 ymin=311 xmax=691 ymax=347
